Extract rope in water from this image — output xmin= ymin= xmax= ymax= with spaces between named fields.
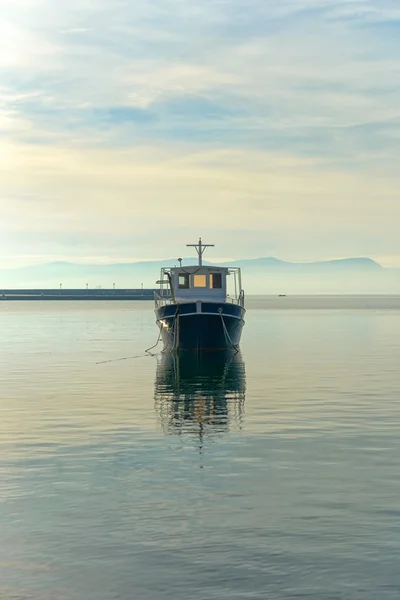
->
xmin=96 ymin=328 xmax=163 ymax=364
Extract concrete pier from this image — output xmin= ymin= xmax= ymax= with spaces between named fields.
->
xmin=0 ymin=288 xmax=157 ymax=300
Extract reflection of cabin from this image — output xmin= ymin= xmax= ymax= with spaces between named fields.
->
xmin=154 ymin=352 xmax=246 ymax=438
xmin=155 ymin=389 xmax=245 ymax=438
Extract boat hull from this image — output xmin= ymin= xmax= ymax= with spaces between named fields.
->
xmin=155 ymin=301 xmax=245 ymax=351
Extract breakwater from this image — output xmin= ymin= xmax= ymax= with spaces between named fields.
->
xmin=0 ymin=288 xmax=157 ymax=300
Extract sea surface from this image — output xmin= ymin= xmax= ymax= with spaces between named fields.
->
xmin=1 ymin=296 xmax=400 ymax=599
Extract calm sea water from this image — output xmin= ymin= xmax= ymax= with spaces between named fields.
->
xmin=1 ymin=296 xmax=400 ymax=599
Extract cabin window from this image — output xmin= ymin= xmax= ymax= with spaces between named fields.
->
xmin=211 ymin=273 xmax=222 ymax=289
xmin=178 ymin=273 xmax=190 ymax=289
xmin=193 ymin=274 xmax=207 ymax=288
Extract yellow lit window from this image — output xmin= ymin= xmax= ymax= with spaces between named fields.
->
xmin=193 ymin=274 xmax=207 ymax=287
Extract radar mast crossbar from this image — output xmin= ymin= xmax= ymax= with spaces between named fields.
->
xmin=186 ymin=237 xmax=214 ymax=266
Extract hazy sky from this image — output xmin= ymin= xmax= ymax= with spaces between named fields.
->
xmin=1 ymin=0 xmax=399 ymax=268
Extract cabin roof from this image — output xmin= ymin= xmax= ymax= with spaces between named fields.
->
xmin=169 ymin=265 xmax=229 ymax=273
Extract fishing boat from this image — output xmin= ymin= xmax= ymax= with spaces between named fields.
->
xmin=154 ymin=238 xmax=245 ymax=351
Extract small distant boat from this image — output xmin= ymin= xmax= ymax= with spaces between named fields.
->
xmin=154 ymin=238 xmax=245 ymax=351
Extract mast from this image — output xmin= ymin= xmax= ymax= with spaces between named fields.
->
xmin=186 ymin=237 xmax=214 ymax=266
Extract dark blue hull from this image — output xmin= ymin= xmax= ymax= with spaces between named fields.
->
xmin=155 ymin=301 xmax=245 ymax=351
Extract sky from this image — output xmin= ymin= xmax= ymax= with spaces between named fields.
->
xmin=1 ymin=0 xmax=400 ymax=268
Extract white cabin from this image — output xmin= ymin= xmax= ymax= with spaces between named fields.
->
xmin=170 ymin=265 xmax=228 ymax=302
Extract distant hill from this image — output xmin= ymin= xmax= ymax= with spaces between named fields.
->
xmin=220 ymin=257 xmax=383 ymax=270
xmin=1 ymin=256 xmax=397 ymax=294
xmin=1 ymin=256 xmax=383 ymax=280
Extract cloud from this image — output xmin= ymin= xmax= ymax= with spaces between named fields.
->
xmin=1 ymin=0 xmax=399 ymax=266
xmin=1 ymin=142 xmax=399 ymax=265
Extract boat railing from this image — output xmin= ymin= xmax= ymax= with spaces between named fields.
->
xmin=238 ymin=289 xmax=245 ymax=307
xmin=155 ymin=291 xmax=245 ymax=308
xmin=154 ymin=291 xmax=173 ymax=309
xmin=226 ymin=290 xmax=245 ymax=307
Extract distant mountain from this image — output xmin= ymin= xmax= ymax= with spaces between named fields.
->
xmin=221 ymin=257 xmax=383 ymax=270
xmin=1 ymin=255 xmax=395 ymax=293
xmin=2 ymin=256 xmax=383 ymax=278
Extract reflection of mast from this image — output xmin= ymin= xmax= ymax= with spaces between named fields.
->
xmin=154 ymin=351 xmax=246 ymax=441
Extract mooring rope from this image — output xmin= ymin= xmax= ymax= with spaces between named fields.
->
xmin=145 ymin=327 xmax=163 ymax=354
xmin=96 ymin=328 xmax=163 ymax=364
xmin=219 ymin=312 xmax=239 ymax=353
xmin=96 ymin=353 xmax=152 ymax=365
xmin=170 ymin=305 xmax=180 ymax=352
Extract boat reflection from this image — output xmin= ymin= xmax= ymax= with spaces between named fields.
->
xmin=154 ymin=351 xmax=246 ymax=440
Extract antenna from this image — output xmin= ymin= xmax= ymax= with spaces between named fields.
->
xmin=186 ymin=237 xmax=214 ymax=266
